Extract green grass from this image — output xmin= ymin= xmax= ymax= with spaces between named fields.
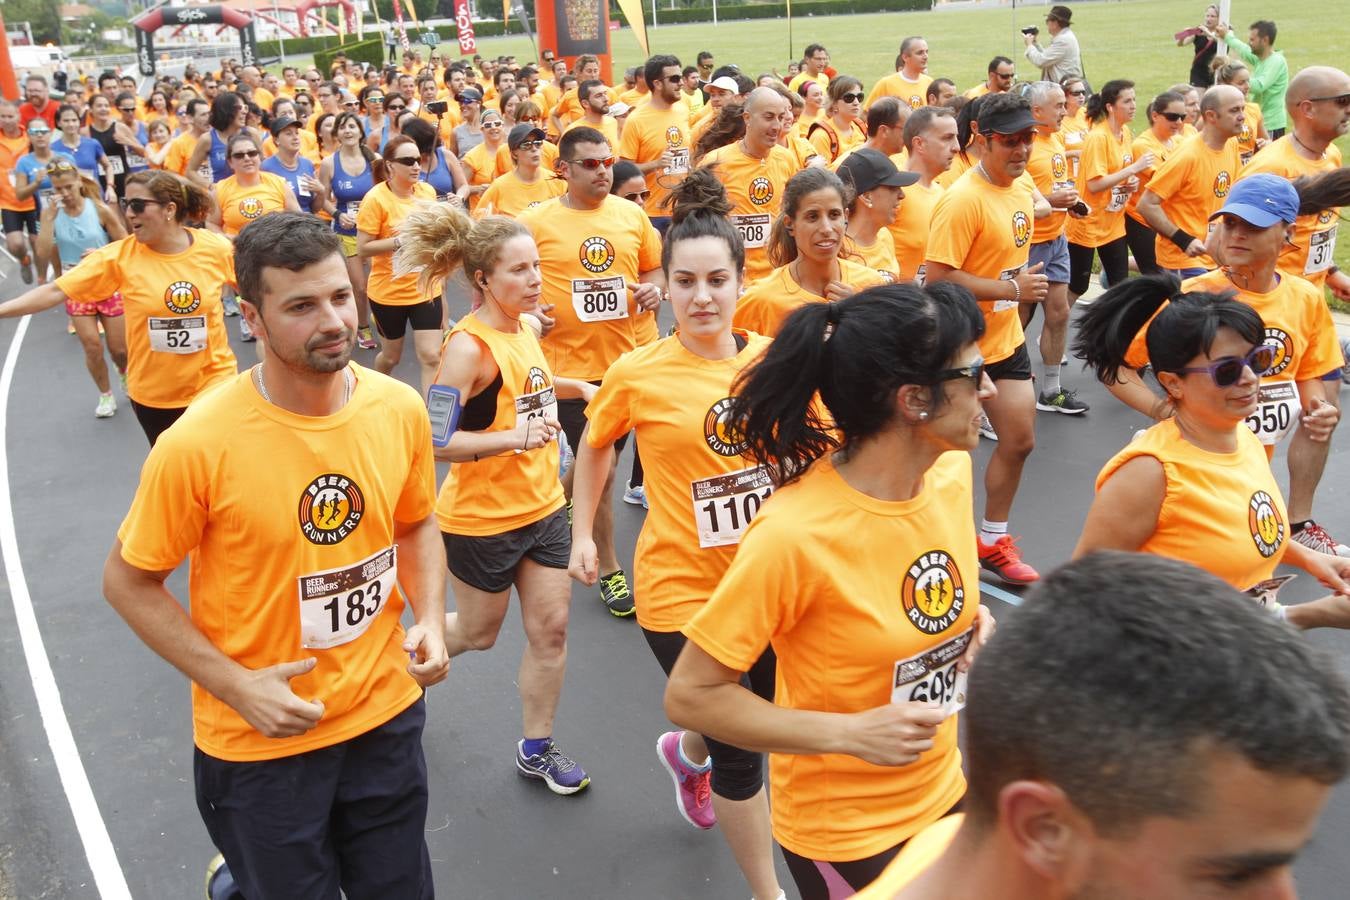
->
xmin=292 ymin=0 xmax=1350 ymax=281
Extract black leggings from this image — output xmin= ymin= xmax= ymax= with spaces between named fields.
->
xmin=642 ymin=627 xmax=775 ymax=801
xmin=130 ymin=399 xmax=187 ymax=446
xmin=1124 ymin=215 xmax=1160 ymax=277
xmin=629 ymin=439 xmax=645 ymax=488
xmin=1068 ymin=235 xmax=1130 ymax=296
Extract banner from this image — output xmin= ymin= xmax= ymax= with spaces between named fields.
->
xmin=553 ymin=0 xmax=604 ymax=56
xmin=391 ymin=0 xmax=410 ymax=50
xmin=455 ymin=0 xmax=477 ymax=55
xmin=511 ymin=0 xmax=536 ymax=50
xmin=613 ymin=0 xmax=647 ymax=56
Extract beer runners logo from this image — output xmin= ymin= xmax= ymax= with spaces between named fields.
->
xmin=164 ymin=280 xmax=202 ymax=314
xmin=749 ymin=176 xmax=774 ymax=206
xmin=1213 ymin=170 xmax=1232 ymax=198
xmin=1318 ymin=210 xmax=1335 ymax=226
xmin=579 ymin=236 xmax=615 ymax=273
xmin=524 ymin=366 xmax=549 ymax=393
xmin=1012 ymin=210 xmax=1031 ymax=248
xmin=1248 ymin=490 xmax=1284 ymax=558
xmin=908 ymin=94 xmax=924 ymax=109
xmin=665 ymin=126 xmax=685 ymax=148
xmin=704 ymin=397 xmax=748 ymax=456
xmin=1051 ymin=153 xmax=1068 ymax=181
xmin=299 ymin=474 xmax=365 ymax=545
xmin=239 ymin=197 xmax=266 ymax=219
xmin=901 ymin=550 xmax=966 ymax=634
xmin=1263 ymin=328 xmax=1292 ymax=376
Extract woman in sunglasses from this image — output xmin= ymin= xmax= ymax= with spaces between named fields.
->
xmin=666 ymin=281 xmax=996 ymax=900
xmin=1123 ymin=90 xmax=1189 ymax=276
xmin=449 ymin=88 xmax=485 ymax=157
xmin=1057 ymin=75 xmax=1089 ymax=177
xmin=1073 ymin=274 xmax=1350 ymax=620
xmin=0 ymin=170 xmax=236 ymax=445
xmin=317 ymin=112 xmax=378 ymax=350
xmin=806 ymin=76 xmax=865 ymax=165
xmin=206 ymin=132 xmax=300 ymax=241
xmin=355 ymin=134 xmax=441 ymax=391
xmin=358 ymin=85 xmax=397 ymax=154
xmin=460 ymin=107 xmax=506 ymax=212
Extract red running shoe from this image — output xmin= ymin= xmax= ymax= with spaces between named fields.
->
xmin=977 ymin=534 xmax=1040 ymax=585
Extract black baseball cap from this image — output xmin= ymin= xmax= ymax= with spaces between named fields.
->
xmin=979 ymin=104 xmax=1039 ymax=135
xmin=268 ymin=115 xmax=299 ymax=137
xmin=508 ymin=124 xmax=546 ymax=149
xmin=457 ymin=87 xmax=483 ymax=104
xmin=837 ymin=148 xmax=920 ymax=193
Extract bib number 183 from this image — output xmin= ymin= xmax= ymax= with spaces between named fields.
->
xmin=297 ymin=546 xmax=398 ymax=650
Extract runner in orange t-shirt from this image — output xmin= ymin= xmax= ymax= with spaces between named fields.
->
xmin=0 ymin=171 xmax=237 ymax=444
xmin=666 ymin=282 xmax=995 ymax=900
xmin=619 ymin=55 xmax=692 ymax=222
xmin=838 ymin=148 xmax=915 ymax=283
xmin=891 ymin=106 xmax=957 ymax=284
xmin=476 ymin=125 xmax=566 ymax=218
xmin=0 ymin=100 xmax=39 ymax=282
xmin=1124 ymin=89 xmax=1189 ymax=276
xmin=104 ymin=212 xmax=447 ymax=898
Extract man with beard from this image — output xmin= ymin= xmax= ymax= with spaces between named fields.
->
xmin=565 ymin=79 xmax=620 ymax=148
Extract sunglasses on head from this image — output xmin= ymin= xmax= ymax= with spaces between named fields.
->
xmin=483 ymin=119 xmax=503 ymax=128
xmin=839 ymin=92 xmax=865 ymax=104
xmin=569 ymin=155 xmax=615 ymax=170
xmin=231 ymin=149 xmax=260 ymax=159
xmin=1159 ymin=111 xmax=1187 ymax=122
xmin=1310 ymin=93 xmax=1350 ymax=107
xmin=119 ymin=197 xmax=166 ymax=213
xmin=1176 ymin=345 xmax=1276 ymax=387
xmin=367 ymin=96 xmax=385 ymax=103
xmin=935 ymin=358 xmax=986 ymax=385
xmin=623 ymin=189 xmax=651 ymax=203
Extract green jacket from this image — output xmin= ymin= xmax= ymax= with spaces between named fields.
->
xmin=1223 ymin=35 xmax=1289 ymax=130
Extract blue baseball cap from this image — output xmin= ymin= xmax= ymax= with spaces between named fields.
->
xmin=1209 ymin=173 xmax=1299 ymax=227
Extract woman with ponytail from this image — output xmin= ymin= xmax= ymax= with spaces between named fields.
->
xmin=0 ymin=169 xmax=235 ymax=445
xmin=732 ymin=167 xmax=884 ymax=337
xmin=1073 ymin=274 xmax=1350 ymax=624
xmin=569 ymin=168 xmax=783 ymax=900
xmin=1065 ymin=79 xmax=1155 ymax=303
xmin=666 ymin=281 xmax=996 ymax=900
xmin=396 ymin=201 xmax=597 ymax=797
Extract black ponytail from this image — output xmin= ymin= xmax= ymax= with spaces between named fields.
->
xmin=1086 ymin=79 xmax=1134 ymax=124
xmin=732 ymin=282 xmax=984 ymax=486
xmin=1293 ymin=168 xmax=1350 ymax=218
xmin=1072 ymin=274 xmax=1264 ymax=382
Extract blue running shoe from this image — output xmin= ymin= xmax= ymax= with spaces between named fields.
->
xmin=516 ymin=739 xmax=591 ymax=795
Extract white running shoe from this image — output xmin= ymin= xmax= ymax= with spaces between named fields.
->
xmin=95 ymin=393 xmax=116 ymax=418
xmin=978 ymin=412 xmax=999 ymax=441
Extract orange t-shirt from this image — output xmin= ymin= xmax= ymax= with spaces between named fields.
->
xmin=684 ymin=452 xmax=979 ymax=861
xmin=164 ymin=130 xmax=199 ymax=176
xmin=1026 ymin=130 xmax=1074 ymax=243
xmin=55 ymin=232 xmax=238 ymax=408
xmin=867 ymin=73 xmax=933 ymax=110
xmin=435 ymin=312 xmax=565 ymax=535
xmin=1242 ymin=136 xmax=1344 ymax=289
xmin=214 ymin=172 xmax=292 ymax=238
xmin=517 ymin=194 xmax=663 ymax=381
xmin=0 ymin=132 xmax=35 ymax=212
xmin=700 ymin=142 xmax=799 ymax=283
xmin=117 ymin=365 xmax=436 ymax=762
xmin=476 ymin=170 xmax=566 ymax=219
xmin=852 ymin=815 xmax=964 ymax=899
xmin=563 ymin=114 xmax=620 ymax=150
xmin=1126 ymin=127 xmax=1179 ymax=225
xmin=618 ymin=101 xmax=691 ymax=216
xmin=1059 ymin=107 xmax=1090 ymax=179
xmin=1096 ymin=419 xmax=1287 ymax=592
xmin=585 ymin=332 xmax=773 ymax=630
xmin=934 ymin=152 xmax=971 ymax=190
xmin=841 ymin=229 xmax=900 ymax=283
xmin=460 ymin=141 xmax=499 ymax=212
xmin=1066 ymin=120 xmax=1135 ymax=247
xmin=889 ymin=178 xmax=943 ymax=284
xmin=1236 ymin=101 xmax=1264 ymax=165
xmin=1145 ymin=133 xmax=1241 ymax=271
xmin=733 ymin=259 xmax=886 ymax=338
xmin=551 ymin=88 xmax=583 ymax=131
xmin=356 ymin=180 xmax=441 ymax=305
xmin=925 ymin=169 xmax=1034 ymax=364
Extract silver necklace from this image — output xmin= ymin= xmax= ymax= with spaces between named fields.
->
xmin=254 ymin=363 xmax=353 ymax=407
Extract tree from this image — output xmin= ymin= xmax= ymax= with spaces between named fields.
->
xmin=5 ymin=0 xmax=63 ymax=45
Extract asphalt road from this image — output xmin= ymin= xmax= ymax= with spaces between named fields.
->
xmin=0 ymin=277 xmax=1347 ymax=899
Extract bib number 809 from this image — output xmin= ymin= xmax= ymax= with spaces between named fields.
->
xmin=582 ymin=290 xmax=620 ymax=316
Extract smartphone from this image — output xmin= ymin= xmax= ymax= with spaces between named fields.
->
xmin=425 ymin=100 xmax=449 ymax=115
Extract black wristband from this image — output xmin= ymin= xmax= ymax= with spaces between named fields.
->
xmin=1170 ymin=228 xmax=1196 ymax=252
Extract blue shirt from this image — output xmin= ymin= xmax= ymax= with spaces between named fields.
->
xmin=15 ymin=149 xmax=78 ymax=209
xmin=261 ymin=153 xmax=320 ymax=214
xmin=49 ymin=136 xmax=104 ymax=183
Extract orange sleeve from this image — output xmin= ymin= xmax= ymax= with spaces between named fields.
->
xmin=1295 ymin=293 xmax=1345 ymax=380
xmin=116 ymin=425 xmax=211 ymax=571
xmin=55 ymin=241 xmax=121 ymax=305
xmin=1078 ymin=130 xmax=1113 ymax=184
xmin=923 ymin=190 xmax=980 ymax=270
xmin=354 ymin=189 xmax=386 ymax=236
xmin=583 ymin=352 xmax=639 ymax=447
xmin=393 ymin=391 xmax=437 ymax=524
xmin=637 ymin=213 xmax=663 ymax=272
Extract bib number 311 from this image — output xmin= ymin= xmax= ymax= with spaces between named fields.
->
xmin=297 ymin=546 xmax=398 ymax=650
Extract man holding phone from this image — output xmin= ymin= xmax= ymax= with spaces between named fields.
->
xmin=1024 ymin=5 xmax=1082 ymax=84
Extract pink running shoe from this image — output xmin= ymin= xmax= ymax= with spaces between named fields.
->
xmin=656 ymin=731 xmax=716 ymax=830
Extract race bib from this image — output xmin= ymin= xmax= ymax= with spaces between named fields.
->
xmin=891 ymin=627 xmax=972 ymax=718
xmin=913 ymin=263 xmax=927 ymax=286
xmin=107 ymin=155 xmax=125 ymax=176
xmin=690 ymin=464 xmax=773 ymax=548
xmin=732 ymin=214 xmax=771 ymax=249
xmin=571 ymin=275 xmax=627 ymax=322
xmin=1244 ymin=380 xmax=1299 ymax=445
xmin=297 ymin=545 xmax=397 ymax=650
xmin=992 ymin=267 xmax=1022 ymax=311
xmin=514 ymin=384 xmax=558 ymax=433
xmin=664 ymin=148 xmax=690 ymax=175
xmin=38 ymin=188 xmax=55 ymax=208
xmin=1106 ymin=184 xmax=1130 ymax=212
xmin=345 ymin=200 xmax=361 ymax=217
xmin=126 ymin=151 xmax=148 ymax=170
xmin=147 ymin=316 xmax=207 ymax=354
xmin=197 ymin=162 xmax=213 ymax=180
xmin=1306 ymin=226 xmax=1337 ymax=275
xmin=1244 ymin=574 xmax=1296 ymax=611
xmin=78 ymin=167 xmax=97 ymax=182
xmin=297 ymin=181 xmax=312 ymax=198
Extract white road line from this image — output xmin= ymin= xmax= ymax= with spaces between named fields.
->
xmin=0 ymin=316 xmax=132 ymax=899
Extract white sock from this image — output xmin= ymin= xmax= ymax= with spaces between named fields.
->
xmin=1042 ymin=364 xmax=1061 ymax=395
xmin=980 ymin=520 xmax=1008 ymax=545
xmin=678 ymin=733 xmax=711 ymax=772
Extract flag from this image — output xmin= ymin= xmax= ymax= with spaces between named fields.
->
xmin=613 ymin=0 xmax=648 ymax=56
xmin=455 ymin=0 xmax=478 ymax=55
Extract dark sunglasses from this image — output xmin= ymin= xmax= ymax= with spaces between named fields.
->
xmin=386 ymin=104 xmax=406 ymax=111
xmin=483 ymin=120 xmax=504 ymax=128
xmin=568 ymin=156 xmax=615 ymax=170
xmin=119 ymin=106 xmax=137 ymax=113
xmin=623 ymin=189 xmax=651 ymax=203
xmin=985 ymin=131 xmax=1035 ymax=146
xmin=1067 ymin=89 xmax=1086 ymax=96
xmin=366 ymin=96 xmax=385 ymax=104
xmin=231 ymin=149 xmax=260 ymax=159
xmin=1158 ymin=111 xmax=1187 ymax=122
xmin=839 ymin=92 xmax=865 ymax=104
xmin=935 ymin=359 xmax=986 ymax=385
xmin=389 ymin=155 xmax=421 ymax=166
xmin=1176 ymin=345 xmax=1276 ymax=387
xmin=665 ymin=75 xmax=683 ymax=84
xmin=1310 ymin=93 xmax=1350 ymax=107
xmin=119 ymin=197 xmax=166 ymax=213
xmin=996 ymin=71 xmax=1016 ymax=80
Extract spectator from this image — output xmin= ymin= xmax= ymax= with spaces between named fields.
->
xmin=19 ymin=75 xmax=57 ymax=129
xmin=1175 ymin=4 xmax=1221 ymax=89
xmin=1024 ymin=5 xmax=1083 ymax=84
xmin=1216 ymin=18 xmax=1289 ymax=137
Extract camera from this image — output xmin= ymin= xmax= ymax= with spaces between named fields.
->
xmin=1069 ymin=200 xmax=1091 ymax=217
xmin=425 ymin=100 xmax=449 ymax=115
xmin=1021 ymin=26 xmax=1039 ymax=36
